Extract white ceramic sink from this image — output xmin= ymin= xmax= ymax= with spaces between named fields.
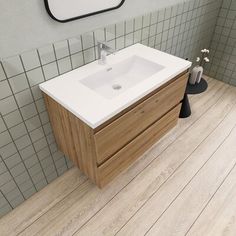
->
xmin=80 ymin=55 xmax=165 ymax=99
xmin=40 ymin=44 xmax=191 ymax=128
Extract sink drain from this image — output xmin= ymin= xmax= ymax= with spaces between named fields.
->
xmin=112 ymin=84 xmax=122 ymax=90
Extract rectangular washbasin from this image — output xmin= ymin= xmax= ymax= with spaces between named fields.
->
xmin=80 ymin=55 xmax=165 ymax=99
xmin=39 ymin=44 xmax=192 ymax=128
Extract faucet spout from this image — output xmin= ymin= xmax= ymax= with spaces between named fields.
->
xmin=97 ymin=41 xmax=116 ymax=65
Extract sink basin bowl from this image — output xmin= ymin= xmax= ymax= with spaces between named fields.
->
xmin=80 ymin=55 xmax=165 ymax=99
xmin=39 ymin=44 xmax=191 ymax=128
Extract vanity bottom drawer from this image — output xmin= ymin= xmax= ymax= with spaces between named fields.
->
xmin=97 ymin=104 xmax=181 ymax=187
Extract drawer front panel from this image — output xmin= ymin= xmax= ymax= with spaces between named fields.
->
xmin=97 ymin=104 xmax=181 ymax=187
xmin=95 ymin=73 xmax=188 ymax=165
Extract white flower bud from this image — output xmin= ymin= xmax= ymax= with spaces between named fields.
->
xmin=196 ymin=57 xmax=200 ymax=62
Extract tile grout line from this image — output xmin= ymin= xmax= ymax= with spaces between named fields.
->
xmin=36 ymin=49 xmax=68 ymax=173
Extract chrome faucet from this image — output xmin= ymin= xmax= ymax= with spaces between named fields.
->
xmin=97 ymin=41 xmax=116 ymax=65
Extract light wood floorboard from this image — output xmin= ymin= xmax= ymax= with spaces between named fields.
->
xmin=0 ymin=77 xmax=236 ymax=236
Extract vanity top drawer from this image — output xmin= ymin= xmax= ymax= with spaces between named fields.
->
xmin=95 ymin=73 xmax=188 ymax=165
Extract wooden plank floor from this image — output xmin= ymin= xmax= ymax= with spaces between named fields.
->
xmin=1 ymin=76 xmax=236 ymax=236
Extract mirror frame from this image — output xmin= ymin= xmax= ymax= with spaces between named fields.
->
xmin=44 ymin=0 xmax=125 ymax=23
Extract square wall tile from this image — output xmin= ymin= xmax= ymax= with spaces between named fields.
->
xmin=35 ymin=98 xmax=46 ymax=113
xmin=125 ymin=33 xmax=134 ymax=47
xmin=25 ymin=116 xmax=41 ymax=132
xmin=125 ymin=19 xmax=134 ymax=34
xmin=24 ymin=154 xmax=39 ymax=169
xmin=54 ymin=40 xmax=69 ymax=59
xmin=21 ymin=50 xmax=40 ymax=71
xmin=0 ymin=142 xmax=17 ymax=159
xmin=23 ymin=186 xmax=36 ymax=199
xmin=2 ymin=56 xmax=24 ymax=78
xmin=5 ymin=188 xmax=22 ymax=202
xmin=14 ymin=134 xmax=31 ymax=150
xmin=143 ymin=13 xmax=151 ymax=27
xmin=0 ymin=80 xmax=12 ymax=99
xmin=68 ymin=37 xmax=82 ymax=54
xmin=15 ymin=89 xmax=33 ymax=108
xmin=26 ymin=67 xmax=45 ymax=86
xmin=0 ymin=171 xmax=12 ymax=186
xmin=18 ymin=179 xmax=34 ymax=192
xmin=31 ymin=85 xmax=43 ymax=100
xmin=35 ymin=179 xmax=47 ymax=191
xmin=105 ymin=25 xmax=115 ymax=41
xmin=32 ymin=172 xmax=46 ymax=185
xmin=14 ymin=172 xmax=30 ymax=186
xmin=158 ymin=9 xmax=165 ymax=22
xmin=20 ymin=103 xmax=38 ymax=120
xmin=0 ymin=63 xmax=6 ymax=81
xmin=116 ymin=37 xmax=125 ymax=50
xmin=83 ymin=48 xmax=95 ymax=64
xmin=3 ymin=110 xmax=23 ymax=128
xmin=0 ymin=96 xmax=18 ymax=115
xmin=19 ymin=145 xmax=35 ymax=160
xmin=5 ymin=153 xmax=22 ymax=169
xmin=71 ymin=52 xmax=84 ymax=69
xmin=116 ymin=22 xmax=125 ymax=37
xmin=9 ymin=123 xmax=27 ymax=140
xmin=0 ymin=131 xmax=12 ymax=147
xmin=0 ymin=116 xmax=7 ymax=133
xmin=0 ymin=161 xmax=7 ymax=175
xmin=82 ymin=32 xmax=95 ymax=49
xmin=134 ymin=16 xmax=143 ymax=30
xmin=9 ymin=73 xmax=29 ymax=93
xmin=94 ymin=28 xmax=105 ymax=42
xmin=43 ymin=62 xmax=59 ymax=80
xmin=10 ymin=162 xmax=26 ymax=178
xmin=29 ymin=127 xmax=44 ymax=142
xmin=9 ymin=195 xmax=24 ymax=208
xmin=134 ymin=30 xmax=142 ymax=43
xmin=38 ymin=44 xmax=56 ymax=65
xmin=1 ymin=180 xmax=18 ymax=196
xmin=151 ymin=11 xmax=158 ymax=25
xmin=57 ymin=57 xmax=72 ymax=74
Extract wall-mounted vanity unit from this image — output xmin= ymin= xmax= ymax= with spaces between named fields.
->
xmin=40 ymin=44 xmax=191 ymax=188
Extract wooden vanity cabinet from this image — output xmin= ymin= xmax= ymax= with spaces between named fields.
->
xmin=44 ymin=72 xmax=188 ymax=188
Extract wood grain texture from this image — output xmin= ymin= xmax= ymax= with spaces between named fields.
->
xmin=68 ymin=112 xmax=98 ymax=184
xmin=98 ymin=104 xmax=181 ymax=187
xmin=95 ymin=74 xmax=188 ymax=164
xmin=44 ymin=94 xmax=98 ymax=184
